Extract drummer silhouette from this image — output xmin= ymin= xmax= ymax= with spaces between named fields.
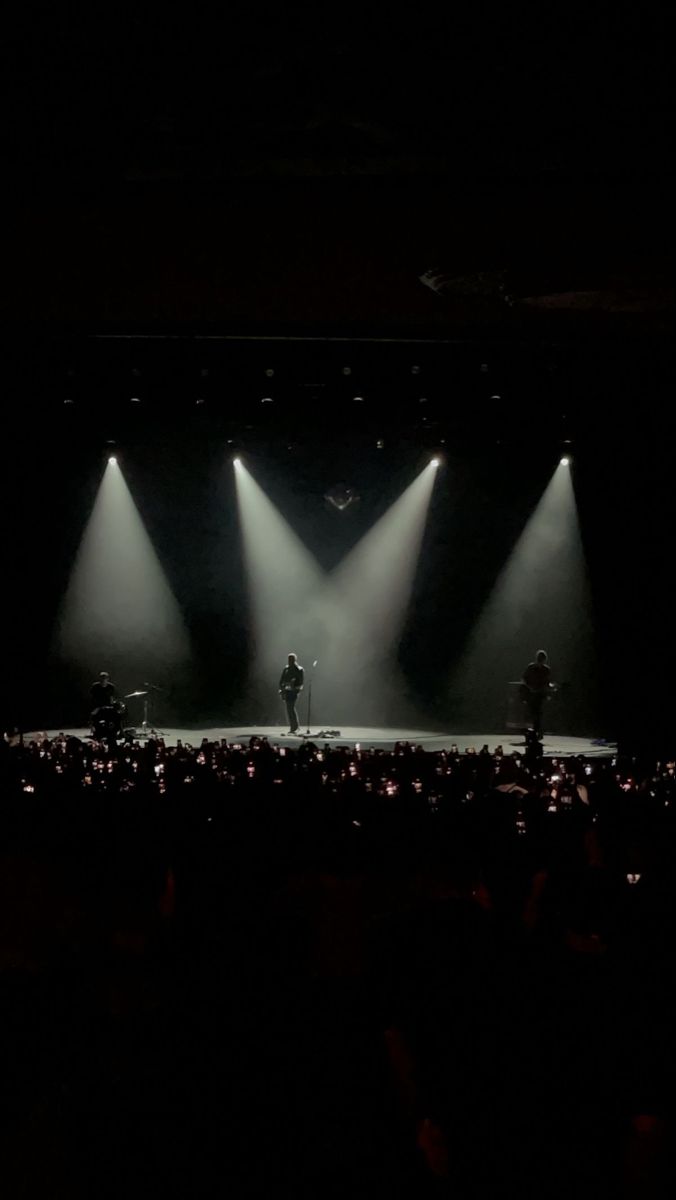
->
xmin=90 ymin=671 xmax=122 ymax=738
xmin=90 ymin=671 xmax=116 ymax=710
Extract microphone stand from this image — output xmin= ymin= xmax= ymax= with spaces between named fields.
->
xmin=305 ymin=660 xmax=318 ymax=736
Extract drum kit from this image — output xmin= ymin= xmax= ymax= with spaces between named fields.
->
xmin=90 ymin=684 xmax=164 ymax=741
xmin=90 ymin=699 xmax=128 ymax=740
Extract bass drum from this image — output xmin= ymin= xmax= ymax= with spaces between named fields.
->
xmin=91 ymin=701 xmax=125 ymax=739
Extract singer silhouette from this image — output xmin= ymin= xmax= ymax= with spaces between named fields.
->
xmin=278 ymin=653 xmax=304 ymax=733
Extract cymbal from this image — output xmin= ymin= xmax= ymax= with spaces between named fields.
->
xmin=125 ymin=690 xmax=148 ymax=698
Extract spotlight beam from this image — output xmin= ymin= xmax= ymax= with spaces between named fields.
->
xmin=328 ymin=462 xmax=437 ymax=644
xmin=451 ymin=459 xmax=597 ymax=730
xmin=55 ymin=458 xmax=190 ymax=688
xmin=233 ymin=459 xmax=326 ymax=706
xmin=315 ymin=462 xmax=437 ymax=721
xmin=234 ymin=459 xmax=438 ymax=724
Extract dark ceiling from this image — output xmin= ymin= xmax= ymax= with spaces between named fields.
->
xmin=3 ymin=8 xmax=673 ymax=344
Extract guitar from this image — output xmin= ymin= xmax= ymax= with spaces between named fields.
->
xmin=279 ymin=681 xmax=303 ymax=697
xmin=518 ymin=681 xmax=563 ymax=703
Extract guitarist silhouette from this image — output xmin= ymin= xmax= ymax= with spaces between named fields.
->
xmin=520 ymin=650 xmax=555 ymax=737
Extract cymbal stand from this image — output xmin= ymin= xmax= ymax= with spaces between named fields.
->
xmin=129 ymin=687 xmax=164 ymax=740
xmin=144 ymin=683 xmax=164 ymax=738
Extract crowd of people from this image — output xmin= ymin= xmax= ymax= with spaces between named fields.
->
xmin=1 ymin=730 xmax=675 ymax=1196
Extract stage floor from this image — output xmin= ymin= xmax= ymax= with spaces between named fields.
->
xmin=27 ymin=724 xmax=617 ymax=759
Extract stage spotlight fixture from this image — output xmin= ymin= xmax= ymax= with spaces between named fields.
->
xmin=233 ymin=457 xmax=241 ymax=466
xmin=430 ymin=457 xmax=440 ymax=467
xmin=130 ymin=397 xmax=141 ymax=403
xmin=353 ymin=396 xmax=364 ymax=402
xmin=325 ymin=483 xmax=360 ymax=512
xmin=108 ymin=456 xmax=117 ymax=465
xmin=342 ymin=366 xmax=352 ymax=375
xmin=261 ymin=397 xmax=273 ymax=403
xmin=264 ymin=368 xmax=275 ymax=377
xmin=560 ymin=456 xmax=570 ymax=466
xmin=63 ymin=398 xmax=74 ymax=405
xmin=376 ymin=439 xmax=385 ymax=449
